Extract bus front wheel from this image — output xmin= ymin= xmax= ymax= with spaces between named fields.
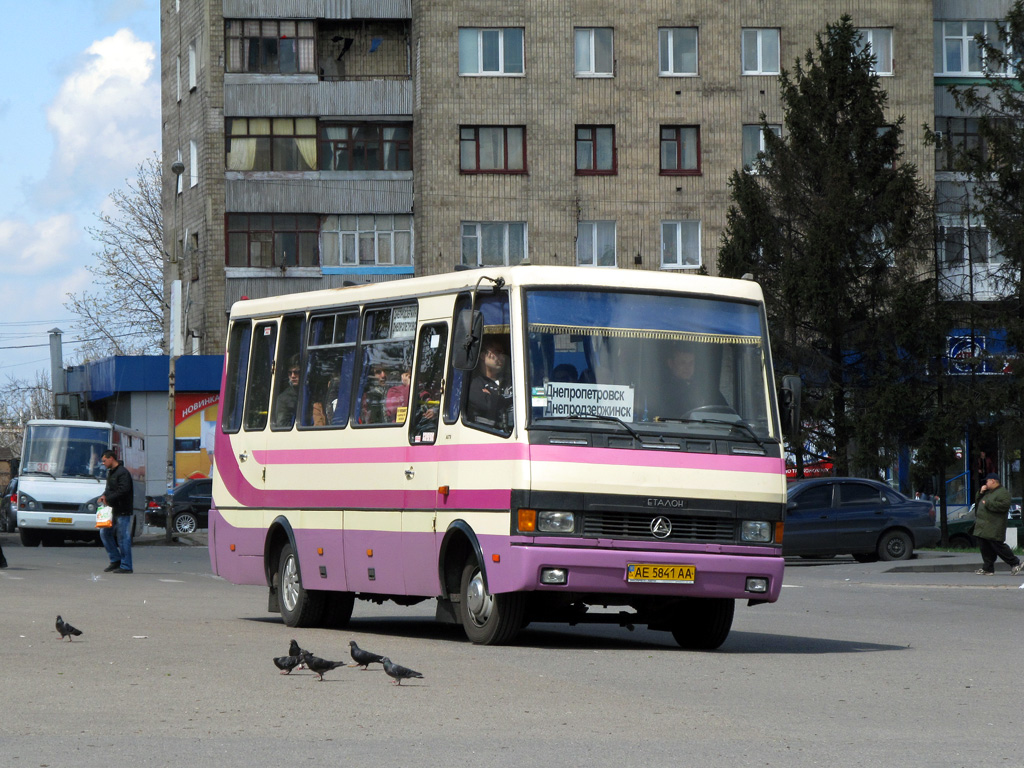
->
xmin=669 ymin=598 xmax=734 ymax=650
xmin=278 ymin=543 xmax=325 ymax=628
xmin=458 ymin=561 xmax=525 ymax=645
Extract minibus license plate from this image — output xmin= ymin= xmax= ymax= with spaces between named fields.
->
xmin=49 ymin=516 xmax=73 ymax=525
xmin=627 ymin=563 xmax=695 ymax=583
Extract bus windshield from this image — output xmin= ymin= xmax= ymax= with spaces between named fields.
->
xmin=21 ymin=424 xmax=110 ymax=479
xmin=525 ymin=289 xmax=776 ymax=441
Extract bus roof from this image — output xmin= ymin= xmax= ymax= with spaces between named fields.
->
xmin=25 ymin=419 xmax=141 ymax=435
xmin=227 ymin=265 xmax=766 ymax=320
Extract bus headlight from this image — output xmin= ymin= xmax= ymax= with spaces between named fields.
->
xmin=538 ymin=511 xmax=575 ymax=533
xmin=741 ymin=521 xmax=772 ymax=543
xmin=18 ymin=492 xmax=37 ymax=511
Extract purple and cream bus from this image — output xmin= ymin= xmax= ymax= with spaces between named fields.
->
xmin=210 ymin=266 xmax=797 ymax=648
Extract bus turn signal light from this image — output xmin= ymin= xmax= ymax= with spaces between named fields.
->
xmin=775 ymin=521 xmax=784 ymax=543
xmin=518 ymin=509 xmax=537 ymax=532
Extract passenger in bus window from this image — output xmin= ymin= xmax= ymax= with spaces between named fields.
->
xmin=467 ymin=336 xmax=513 ymax=431
xmin=360 ymin=364 xmax=389 ymax=424
xmin=656 ymin=344 xmax=726 ymax=418
xmin=386 ymin=370 xmax=411 ymax=422
xmin=312 ymin=376 xmax=340 ymax=427
xmin=273 ymin=356 xmax=300 ymax=429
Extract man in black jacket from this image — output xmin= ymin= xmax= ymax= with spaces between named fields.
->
xmin=99 ymin=450 xmax=134 ymax=574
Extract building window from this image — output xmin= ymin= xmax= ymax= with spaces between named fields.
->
xmin=935 ymin=21 xmax=1008 ymax=76
xmin=856 ymin=28 xmax=893 ymax=75
xmin=660 ymin=126 xmax=700 ymax=175
xmin=575 ymin=27 xmax=613 ymax=76
xmin=458 ymin=28 xmax=524 ymax=75
xmin=175 ymin=149 xmax=183 ymax=194
xmin=938 ymin=218 xmax=1001 ymax=268
xmin=658 ymin=27 xmax=698 ymax=76
xmin=460 ymin=126 xmax=526 ymax=173
xmin=321 ymin=215 xmax=413 ymax=267
xmin=225 ymin=20 xmax=316 ymax=74
xmin=226 ymin=214 xmax=319 ymax=268
xmin=318 ymin=123 xmax=412 ymax=171
xmin=577 ymin=221 xmax=616 ymax=267
xmin=176 ymin=56 xmax=181 ymax=101
xmin=461 ymin=222 xmax=527 ymax=266
xmin=188 ymin=41 xmax=198 ymax=89
xmin=934 ymin=116 xmax=1000 ymax=172
xmin=189 ymin=141 xmax=198 ymax=187
xmin=742 ymin=124 xmax=781 ymax=171
xmin=742 ymin=28 xmax=780 ymax=75
xmin=225 ymin=117 xmax=317 ymax=171
xmin=575 ymin=126 xmax=616 ymax=174
xmin=661 ymin=220 xmax=701 ymax=269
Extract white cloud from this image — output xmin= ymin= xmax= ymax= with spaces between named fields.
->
xmin=0 ymin=214 xmax=81 ymax=274
xmin=44 ymin=29 xmax=159 ymax=197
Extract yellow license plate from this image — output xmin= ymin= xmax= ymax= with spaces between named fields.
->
xmin=49 ymin=517 xmax=73 ymax=525
xmin=627 ymin=563 xmax=696 ymax=583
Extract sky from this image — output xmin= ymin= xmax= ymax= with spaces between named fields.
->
xmin=0 ymin=0 xmax=160 ymax=384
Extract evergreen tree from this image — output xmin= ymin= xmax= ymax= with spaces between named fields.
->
xmin=719 ymin=17 xmax=939 ymax=477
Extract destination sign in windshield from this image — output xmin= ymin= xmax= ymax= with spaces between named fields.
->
xmin=543 ymin=382 xmax=634 ymax=421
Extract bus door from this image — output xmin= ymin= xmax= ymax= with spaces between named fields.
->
xmin=403 ymin=321 xmax=449 ymax=594
xmin=238 ymin=320 xmax=279 ymax=498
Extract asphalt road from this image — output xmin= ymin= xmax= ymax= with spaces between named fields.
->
xmin=1 ymin=533 xmax=1020 ymax=767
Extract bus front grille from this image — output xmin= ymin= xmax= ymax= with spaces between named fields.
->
xmin=582 ymin=512 xmax=735 ymax=543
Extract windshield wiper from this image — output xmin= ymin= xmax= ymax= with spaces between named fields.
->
xmin=22 ymin=469 xmax=57 ymax=480
xmin=654 ymin=417 xmax=768 ymax=448
xmin=537 ymin=414 xmax=643 ymax=442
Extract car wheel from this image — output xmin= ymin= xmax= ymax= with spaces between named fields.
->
xmin=19 ymin=528 xmax=42 ymax=547
xmin=172 ymin=512 xmax=198 ymax=534
xmin=458 ymin=560 xmax=526 ymax=645
xmin=670 ymin=598 xmax=735 ymax=650
xmin=948 ymin=534 xmax=975 ymax=549
xmin=277 ymin=542 xmax=325 ymax=628
xmin=878 ymin=530 xmax=913 ymax=561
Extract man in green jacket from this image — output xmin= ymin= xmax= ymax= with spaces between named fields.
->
xmin=974 ymin=473 xmax=1024 ymax=576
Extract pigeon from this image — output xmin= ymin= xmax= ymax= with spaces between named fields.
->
xmin=55 ymin=615 xmax=83 ymax=642
xmin=349 ymin=640 xmax=385 ymax=669
xmin=289 ymin=639 xmax=311 ymax=669
xmin=299 ymin=650 xmax=348 ymax=681
xmin=273 ymin=655 xmax=301 ymax=675
xmin=381 ymin=657 xmax=424 ymax=686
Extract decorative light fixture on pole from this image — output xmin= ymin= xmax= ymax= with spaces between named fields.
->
xmin=167 ymin=159 xmax=185 ymax=541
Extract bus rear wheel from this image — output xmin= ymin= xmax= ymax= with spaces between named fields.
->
xmin=669 ymin=598 xmax=734 ymax=650
xmin=458 ymin=561 xmax=526 ymax=645
xmin=278 ymin=543 xmax=324 ymax=628
xmin=19 ymin=528 xmax=42 ymax=547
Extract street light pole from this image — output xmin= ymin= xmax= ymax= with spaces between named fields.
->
xmin=167 ymin=160 xmax=185 ymax=542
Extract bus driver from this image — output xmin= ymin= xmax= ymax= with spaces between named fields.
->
xmin=466 ymin=336 xmax=513 ymax=430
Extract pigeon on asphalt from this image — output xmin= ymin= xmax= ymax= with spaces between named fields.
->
xmin=381 ymin=657 xmax=424 ymax=686
xmin=273 ymin=655 xmax=301 ymax=675
xmin=349 ymin=640 xmax=385 ymax=669
xmin=299 ymin=650 xmax=348 ymax=681
xmin=55 ymin=615 xmax=83 ymax=642
xmin=289 ymin=639 xmax=311 ymax=669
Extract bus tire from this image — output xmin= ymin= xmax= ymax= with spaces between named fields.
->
xmin=19 ymin=528 xmax=42 ymax=547
xmin=669 ymin=598 xmax=734 ymax=650
xmin=458 ymin=560 xmax=525 ymax=645
xmin=278 ymin=543 xmax=325 ymax=628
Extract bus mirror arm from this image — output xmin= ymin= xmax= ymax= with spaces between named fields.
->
xmin=780 ymin=375 xmax=802 ymax=439
xmin=453 ymin=309 xmax=485 ymax=371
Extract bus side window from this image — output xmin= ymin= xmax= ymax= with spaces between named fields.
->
xmin=243 ymin=322 xmax=278 ymax=431
xmin=222 ymin=321 xmax=252 ymax=433
xmin=270 ymin=314 xmax=305 ymax=431
xmin=301 ymin=311 xmax=358 ymax=428
xmin=410 ymin=323 xmax=448 ymax=445
xmin=355 ymin=305 xmax=417 ymax=427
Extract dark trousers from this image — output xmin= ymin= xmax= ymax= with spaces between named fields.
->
xmin=978 ymin=537 xmax=1020 ymax=571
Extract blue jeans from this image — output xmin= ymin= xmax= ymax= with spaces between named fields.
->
xmin=99 ymin=514 xmax=133 ymax=571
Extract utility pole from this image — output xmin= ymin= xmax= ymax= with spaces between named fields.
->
xmin=167 ymin=159 xmax=185 ymax=542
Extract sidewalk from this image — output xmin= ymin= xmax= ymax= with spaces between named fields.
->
xmin=134 ymin=530 xmax=208 ymax=547
xmin=886 ymin=549 xmax=1022 ymax=574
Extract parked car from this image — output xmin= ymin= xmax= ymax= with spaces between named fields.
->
xmin=0 ymin=477 xmax=17 ymax=532
xmin=943 ymin=503 xmax=1023 ymax=549
xmin=785 ymin=477 xmax=941 ymax=561
xmin=145 ymin=478 xmax=212 ymax=534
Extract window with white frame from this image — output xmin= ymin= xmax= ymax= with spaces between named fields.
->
xmin=176 ymin=56 xmax=181 ymax=101
xmin=935 ymin=20 xmax=1008 ymax=76
xmin=458 ymin=28 xmax=524 ymax=75
xmin=741 ymin=124 xmax=781 ymax=170
xmin=188 ymin=40 xmax=197 ymax=89
xmin=461 ymin=222 xmax=527 ymax=266
xmin=661 ymin=220 xmax=701 ymax=269
xmin=856 ymin=28 xmax=893 ymax=75
xmin=658 ymin=27 xmax=698 ymax=76
xmin=189 ymin=141 xmax=198 ymax=187
xmin=321 ymin=214 xmax=413 ymax=267
xmin=937 ymin=217 xmax=1002 ymax=268
xmin=575 ymin=27 xmax=613 ymax=76
xmin=742 ymin=28 xmax=780 ymax=75
xmin=576 ymin=221 xmax=616 ymax=267
xmin=175 ymin=149 xmax=183 ymax=194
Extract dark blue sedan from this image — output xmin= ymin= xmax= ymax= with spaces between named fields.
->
xmin=784 ymin=477 xmax=940 ymax=561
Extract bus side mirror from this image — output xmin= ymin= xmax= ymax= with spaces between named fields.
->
xmin=453 ymin=309 xmax=484 ymax=371
xmin=780 ymin=375 xmax=802 ymax=439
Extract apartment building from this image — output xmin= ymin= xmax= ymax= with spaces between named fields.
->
xmin=162 ymin=0 xmax=951 ymax=356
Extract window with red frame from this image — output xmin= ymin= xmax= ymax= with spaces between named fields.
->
xmin=460 ymin=126 xmax=526 ymax=173
xmin=660 ymin=125 xmax=700 ymax=175
xmin=575 ymin=126 xmax=616 ymax=174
